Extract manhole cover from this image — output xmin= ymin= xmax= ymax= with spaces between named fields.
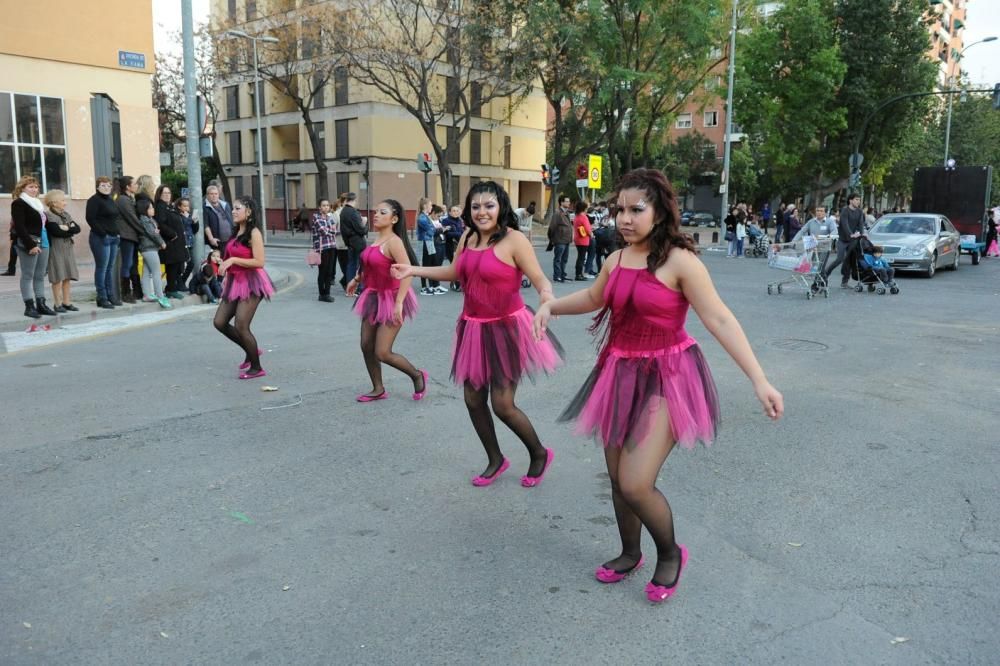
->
xmin=769 ymin=338 xmax=829 ymax=352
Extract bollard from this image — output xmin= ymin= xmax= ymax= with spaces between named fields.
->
xmin=693 ymin=232 xmax=700 ymax=245
xmin=712 ymin=231 xmax=719 ymax=244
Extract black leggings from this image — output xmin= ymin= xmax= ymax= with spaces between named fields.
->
xmin=164 ymin=261 xmax=185 ymax=293
xmin=213 ymin=295 xmax=263 ymax=371
xmin=317 ymin=248 xmax=335 ymax=296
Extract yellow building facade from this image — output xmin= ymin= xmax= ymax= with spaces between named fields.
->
xmin=0 ymin=1 xmax=160 ymax=238
xmin=211 ymin=0 xmax=547 ymax=225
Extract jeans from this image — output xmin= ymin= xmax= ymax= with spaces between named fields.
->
xmin=140 ymin=249 xmax=164 ymax=299
xmin=15 ymin=243 xmax=48 ymax=301
xmin=89 ymin=232 xmax=119 ymax=301
xmin=823 ymin=239 xmax=851 ymax=284
xmin=736 ymin=238 xmax=744 ymax=256
xmin=421 ymin=241 xmax=441 ymax=289
xmin=346 ymin=246 xmax=362 ymax=285
xmin=119 ymin=239 xmax=138 ymax=278
xmin=552 ymin=243 xmax=569 ymax=281
xmin=336 ymin=249 xmax=349 ymax=288
xmin=873 ymin=266 xmax=895 ymax=284
xmin=585 ymin=243 xmax=597 ymax=275
xmin=317 ymin=248 xmax=335 ymax=296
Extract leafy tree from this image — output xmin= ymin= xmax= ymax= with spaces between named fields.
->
xmin=734 ymin=0 xmax=846 ymax=199
xmin=659 ymin=132 xmax=719 ymax=200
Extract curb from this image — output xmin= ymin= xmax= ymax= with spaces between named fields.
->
xmin=0 ymin=267 xmax=294 ymax=334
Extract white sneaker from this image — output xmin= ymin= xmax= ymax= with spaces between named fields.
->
xmin=420 ymin=288 xmax=433 ymax=295
xmin=433 ymin=287 xmax=448 ymax=295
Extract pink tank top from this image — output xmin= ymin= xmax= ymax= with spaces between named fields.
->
xmin=223 ymin=237 xmax=255 ymax=277
xmin=360 ymin=243 xmax=398 ymax=291
xmin=456 ymin=247 xmax=525 ymax=320
xmin=601 ymin=265 xmax=693 ymax=356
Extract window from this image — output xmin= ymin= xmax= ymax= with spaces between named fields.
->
xmin=709 ymin=46 xmax=722 ymax=59
xmin=225 ymin=85 xmax=239 ymax=120
xmin=450 ymin=174 xmax=461 ymax=204
xmin=251 ymin=175 xmax=260 ymax=202
xmin=234 ymin=175 xmax=245 ymax=198
xmin=273 ymin=173 xmax=285 ymax=199
xmin=470 ymin=129 xmax=482 ymax=165
xmin=227 ymin=131 xmax=242 ymax=163
xmin=675 ymin=113 xmax=692 ymax=129
xmin=705 ymin=76 xmax=722 ymax=91
xmin=227 ymin=0 xmax=236 ymax=20
xmin=250 ymin=129 xmax=268 ymax=162
xmin=0 ymin=92 xmax=68 ymax=194
xmin=334 ymin=119 xmax=349 ymax=159
xmin=704 ymin=111 xmax=719 ymax=127
xmin=334 ymin=67 xmax=349 ymax=105
xmin=246 ymin=0 xmax=257 ymax=19
xmin=336 ymin=172 xmax=350 ymax=198
xmin=471 ymin=81 xmax=483 ymax=116
xmin=248 ymin=81 xmax=265 ymax=116
xmin=446 ymin=77 xmax=460 ymax=114
xmin=503 ymin=136 xmax=511 ymax=169
xmin=311 ymin=122 xmax=325 ymax=159
xmin=446 ymin=126 xmax=459 ymax=163
xmin=312 ymin=72 xmax=325 ymax=109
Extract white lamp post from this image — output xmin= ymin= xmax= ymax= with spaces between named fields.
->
xmin=226 ymin=29 xmax=279 ymax=242
xmin=944 ymin=36 xmax=997 ymax=166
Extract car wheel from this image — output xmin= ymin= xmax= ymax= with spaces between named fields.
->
xmin=947 ymin=250 xmax=959 ymax=271
xmin=767 ymin=285 xmax=773 ymax=295
xmin=925 ymin=252 xmax=937 ymax=278
xmin=971 ymin=250 xmax=980 ymax=265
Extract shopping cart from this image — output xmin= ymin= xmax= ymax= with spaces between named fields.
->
xmin=766 ymin=237 xmax=832 ymax=299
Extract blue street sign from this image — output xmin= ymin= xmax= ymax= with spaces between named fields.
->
xmin=118 ymin=51 xmax=146 ymax=69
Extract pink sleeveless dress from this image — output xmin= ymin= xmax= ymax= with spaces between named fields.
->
xmin=560 ymin=261 xmax=720 ymax=449
xmin=221 ymin=237 xmax=275 ymax=301
xmin=451 ymin=246 xmax=563 ymax=389
xmin=352 ymin=242 xmax=419 ymax=325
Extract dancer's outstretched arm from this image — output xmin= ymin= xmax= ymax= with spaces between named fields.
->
xmin=391 ymin=230 xmax=464 ymax=283
xmin=508 ymin=230 xmax=554 ymax=306
xmin=676 ymin=249 xmax=784 ymax=420
xmin=532 ymin=249 xmax=619 ymax=339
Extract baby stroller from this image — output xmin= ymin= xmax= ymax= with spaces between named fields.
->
xmin=850 ymin=237 xmax=899 ymax=295
xmin=745 ymin=224 xmax=769 ymax=258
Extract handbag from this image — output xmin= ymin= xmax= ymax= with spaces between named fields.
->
xmin=306 ymin=248 xmax=322 ymax=266
xmin=724 ymin=230 xmax=734 ymax=242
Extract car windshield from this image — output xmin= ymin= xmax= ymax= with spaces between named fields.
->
xmin=872 ymin=217 xmax=937 ymax=236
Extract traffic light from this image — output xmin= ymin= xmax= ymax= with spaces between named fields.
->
xmin=993 ymin=83 xmax=1000 ymax=110
xmin=541 ymin=163 xmax=551 ymax=185
xmin=551 ymin=166 xmax=560 ymax=185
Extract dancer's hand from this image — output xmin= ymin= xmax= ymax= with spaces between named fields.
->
xmin=539 ymin=288 xmax=554 ymax=307
xmin=392 ymin=302 xmax=404 ymax=325
xmin=218 ymin=258 xmax=232 ymax=276
xmin=754 ymin=380 xmax=784 ymax=421
xmin=532 ymin=302 xmax=552 ymax=341
xmin=346 ymin=278 xmax=358 ymax=297
xmin=391 ymin=263 xmax=413 ymax=280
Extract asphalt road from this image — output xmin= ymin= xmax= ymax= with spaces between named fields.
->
xmin=1 ymin=246 xmax=997 ymax=665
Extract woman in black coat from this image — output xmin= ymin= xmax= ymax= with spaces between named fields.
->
xmin=154 ymin=185 xmax=189 ymax=298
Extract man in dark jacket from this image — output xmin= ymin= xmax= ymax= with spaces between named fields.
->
xmin=203 ymin=184 xmax=234 ymax=250
xmin=823 ymin=193 xmax=865 ymax=288
xmin=339 ymin=193 xmax=368 ymax=285
xmin=547 ymin=196 xmax=573 ymax=282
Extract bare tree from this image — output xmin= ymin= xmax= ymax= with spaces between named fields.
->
xmin=152 ymin=24 xmax=231 ymax=201
xmin=336 ymin=0 xmax=533 ymax=204
xmin=216 ymin=2 xmax=349 ymax=201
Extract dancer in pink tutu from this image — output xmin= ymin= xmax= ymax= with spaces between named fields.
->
xmin=213 ymin=196 xmax=275 ymax=379
xmin=534 ymin=169 xmax=783 ymax=603
xmin=393 ymin=181 xmax=563 ymax=487
xmin=347 ymin=199 xmax=426 ymax=402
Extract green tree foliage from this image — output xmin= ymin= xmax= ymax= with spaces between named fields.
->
xmin=659 ymin=132 xmax=719 ymax=199
xmin=734 ymin=0 xmax=846 ymax=195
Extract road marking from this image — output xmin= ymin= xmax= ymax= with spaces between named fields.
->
xmin=0 ymin=306 xmax=216 ymax=354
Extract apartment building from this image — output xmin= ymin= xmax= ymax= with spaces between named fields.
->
xmin=0 ymin=1 xmax=160 ymax=244
xmin=211 ymin=0 xmax=547 ymax=227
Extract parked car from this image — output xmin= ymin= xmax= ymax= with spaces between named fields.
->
xmin=691 ymin=212 xmax=717 ymax=227
xmin=680 ymin=210 xmax=696 ymax=225
xmin=865 ymin=213 xmax=961 ymax=278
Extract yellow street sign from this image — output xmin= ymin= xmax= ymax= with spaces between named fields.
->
xmin=588 ymin=154 xmax=602 ymax=189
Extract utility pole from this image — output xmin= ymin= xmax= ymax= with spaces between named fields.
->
xmin=182 ymin=0 xmax=205 ymax=265
xmin=720 ymin=0 xmax=739 ymax=223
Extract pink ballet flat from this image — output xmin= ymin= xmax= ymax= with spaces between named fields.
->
xmin=645 ymin=544 xmax=688 ymax=603
xmin=238 ymin=349 xmax=265 ymax=370
xmin=595 ymin=555 xmax=645 ymax=584
xmin=412 ymin=369 xmax=429 ymax=401
xmin=238 ymin=368 xmax=267 ymax=380
xmin=520 ymin=448 xmax=554 ymax=488
xmin=356 ymin=391 xmax=388 ymax=403
xmin=471 ymin=458 xmax=510 ymax=487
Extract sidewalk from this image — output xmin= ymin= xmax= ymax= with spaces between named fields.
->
xmin=0 ymin=264 xmax=292 ymax=334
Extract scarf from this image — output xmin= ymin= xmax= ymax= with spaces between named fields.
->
xmin=19 ymin=192 xmax=45 ymax=213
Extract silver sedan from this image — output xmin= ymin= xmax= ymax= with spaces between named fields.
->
xmin=866 ymin=213 xmax=961 ymax=278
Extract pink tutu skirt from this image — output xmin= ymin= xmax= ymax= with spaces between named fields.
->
xmin=560 ymin=339 xmax=720 ymax=449
xmin=987 ymin=239 xmax=999 ymax=257
xmin=451 ymin=306 xmax=564 ymax=389
xmin=353 ymin=287 xmax=419 ymax=325
xmin=221 ymin=268 xmax=275 ymax=301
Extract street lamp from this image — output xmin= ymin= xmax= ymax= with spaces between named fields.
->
xmin=720 ymin=0 xmax=739 ymax=225
xmin=944 ymin=36 xmax=997 ymax=166
xmin=226 ymin=29 xmax=279 ymax=242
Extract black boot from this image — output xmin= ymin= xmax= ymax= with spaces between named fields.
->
xmin=24 ymin=299 xmax=41 ymax=319
xmin=120 ymin=278 xmax=135 ymax=304
xmin=35 ymin=298 xmax=57 ymax=316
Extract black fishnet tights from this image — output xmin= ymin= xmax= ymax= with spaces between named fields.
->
xmin=213 ymin=296 xmax=262 ymax=371
xmin=463 ymin=381 xmax=548 ymax=479
xmin=601 ymin=404 xmax=682 ymax=585
xmin=359 ymin=319 xmax=421 ymax=397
